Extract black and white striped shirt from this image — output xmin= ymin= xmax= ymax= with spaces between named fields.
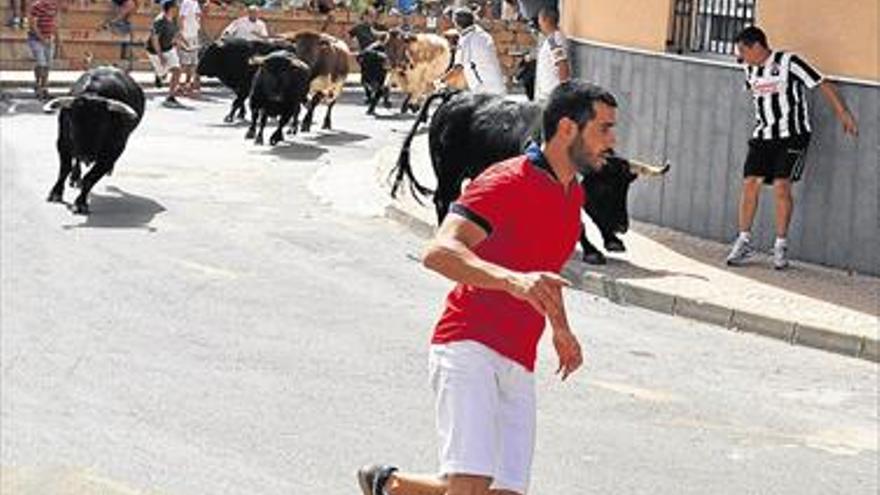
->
xmin=744 ymin=51 xmax=824 ymax=140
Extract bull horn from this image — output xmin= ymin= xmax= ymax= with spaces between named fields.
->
xmin=249 ymin=55 xmax=266 ymax=65
xmin=42 ymin=96 xmax=76 ymax=113
xmin=628 ymin=158 xmax=671 ymax=177
xmin=103 ymin=99 xmax=139 ymax=120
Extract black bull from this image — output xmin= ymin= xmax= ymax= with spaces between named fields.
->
xmin=245 ymin=51 xmax=312 ymax=146
xmin=43 ymin=66 xmax=145 ymax=215
xmin=389 ymin=90 xmax=670 ymax=264
xmin=197 ymin=38 xmax=294 ymax=123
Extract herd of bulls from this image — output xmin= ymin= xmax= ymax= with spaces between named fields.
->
xmin=40 ymin=28 xmax=670 ymax=263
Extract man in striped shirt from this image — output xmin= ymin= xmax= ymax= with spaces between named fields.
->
xmin=27 ymin=0 xmax=59 ymax=100
xmin=725 ymin=26 xmax=858 ymax=270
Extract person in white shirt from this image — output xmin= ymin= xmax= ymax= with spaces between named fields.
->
xmin=178 ymin=0 xmax=202 ymax=96
xmin=440 ymin=7 xmax=506 ymax=95
xmin=221 ymin=5 xmax=269 ymax=41
xmin=534 ymin=6 xmax=570 ymax=102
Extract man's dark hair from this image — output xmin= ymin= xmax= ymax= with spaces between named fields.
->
xmin=161 ymin=0 xmax=177 ymax=12
xmin=543 ymin=81 xmax=617 ymax=141
xmin=734 ymin=26 xmax=768 ymax=49
xmin=538 ymin=6 xmax=559 ymax=26
xmin=453 ymin=7 xmax=475 ymax=29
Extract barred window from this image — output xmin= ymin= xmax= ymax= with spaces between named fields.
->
xmin=667 ymin=0 xmax=757 ymax=56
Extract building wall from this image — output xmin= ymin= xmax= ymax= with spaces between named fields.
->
xmin=561 ymin=0 xmax=673 ymax=51
xmin=569 ymin=40 xmax=879 ymax=275
xmin=757 ymin=0 xmax=879 ymax=81
xmin=562 ymin=0 xmax=879 ymax=81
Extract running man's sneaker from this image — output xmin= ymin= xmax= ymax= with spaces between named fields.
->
xmin=154 ymin=75 xmax=164 ymax=88
xmin=725 ymin=236 xmax=755 ymax=266
xmin=773 ymin=242 xmax=789 ymax=270
xmin=356 ymin=464 xmax=398 ymax=495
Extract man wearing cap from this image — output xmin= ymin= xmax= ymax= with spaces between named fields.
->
xmin=440 ymin=7 xmax=506 ymax=94
xmin=221 ymin=5 xmax=269 ymax=41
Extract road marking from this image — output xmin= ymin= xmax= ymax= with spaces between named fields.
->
xmin=661 ymin=419 xmax=878 ymax=456
xmin=1 ymin=466 xmax=167 ymax=494
xmin=590 ymin=379 xmax=679 ymax=403
xmin=173 ymin=258 xmax=238 ymax=280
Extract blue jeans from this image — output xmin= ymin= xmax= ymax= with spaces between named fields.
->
xmin=27 ymin=33 xmax=54 ymax=67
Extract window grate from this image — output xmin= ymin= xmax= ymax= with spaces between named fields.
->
xmin=667 ymin=0 xmax=756 ymax=56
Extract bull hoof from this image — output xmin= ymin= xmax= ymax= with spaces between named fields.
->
xmin=322 ymin=122 xmax=331 ymax=130
xmin=47 ymin=191 xmax=63 ymax=203
xmin=604 ymin=238 xmax=626 ymax=252
xmin=582 ymin=251 xmax=607 ymax=265
xmin=383 ymin=100 xmax=392 ymax=109
xmin=269 ymin=134 xmax=282 ymax=146
xmin=224 ymin=114 xmax=234 ymax=123
xmin=255 ymin=135 xmax=264 ymax=145
xmin=245 ymin=129 xmax=255 ymax=139
xmin=71 ymin=201 xmax=90 ymax=215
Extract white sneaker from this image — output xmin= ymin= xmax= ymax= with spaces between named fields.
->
xmin=773 ymin=243 xmax=789 ymax=270
xmin=726 ymin=236 xmax=755 ymax=266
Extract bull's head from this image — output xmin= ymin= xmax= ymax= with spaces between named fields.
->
xmin=197 ymin=41 xmax=223 ymax=77
xmin=384 ymin=29 xmax=416 ymax=70
xmin=43 ymin=95 xmax=139 ymax=121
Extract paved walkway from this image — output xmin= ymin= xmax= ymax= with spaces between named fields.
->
xmin=373 ymin=135 xmax=880 ymax=362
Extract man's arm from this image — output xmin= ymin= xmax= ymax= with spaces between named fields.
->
xmin=423 ymin=214 xmax=583 ymax=379
xmin=150 ymin=25 xmax=163 ymax=58
xmin=221 ymin=19 xmax=238 ymax=38
xmin=556 ymin=58 xmax=570 ymax=82
xmin=819 ymin=81 xmax=858 ymax=136
xmin=439 ymin=64 xmax=464 ymax=86
xmin=27 ymin=5 xmax=43 ymax=42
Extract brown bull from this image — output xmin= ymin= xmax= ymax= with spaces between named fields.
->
xmin=278 ymin=30 xmax=350 ymax=132
xmin=381 ymin=29 xmax=451 ymax=113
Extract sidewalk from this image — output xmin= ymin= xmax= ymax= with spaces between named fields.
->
xmin=0 ymin=70 xmax=362 ymax=90
xmin=373 ymin=136 xmax=880 ymax=363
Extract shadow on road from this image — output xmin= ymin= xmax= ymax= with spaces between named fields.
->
xmin=568 ymin=253 xmax=710 ymax=282
xmin=263 ymin=140 xmax=327 ymax=161
xmin=205 ymin=120 xmax=252 ymax=129
xmin=371 ymin=112 xmax=417 ymax=122
xmin=61 ymin=186 xmax=165 ymax=231
xmin=306 ymin=130 xmax=371 ymax=146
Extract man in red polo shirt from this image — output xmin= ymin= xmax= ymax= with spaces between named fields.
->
xmin=358 ymin=81 xmax=618 ymax=495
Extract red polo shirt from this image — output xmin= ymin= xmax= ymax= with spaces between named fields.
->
xmin=431 ymin=144 xmax=584 ymax=371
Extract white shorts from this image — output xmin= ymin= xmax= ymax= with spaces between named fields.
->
xmin=147 ymin=49 xmax=180 ymax=77
xmin=429 ymin=340 xmax=536 ymax=495
xmin=178 ymin=36 xmax=200 ymax=66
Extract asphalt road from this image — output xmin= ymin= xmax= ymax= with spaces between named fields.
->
xmin=1 ymin=90 xmax=877 ymax=495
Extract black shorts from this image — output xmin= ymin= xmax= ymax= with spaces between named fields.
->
xmin=744 ymin=133 xmax=811 ymax=184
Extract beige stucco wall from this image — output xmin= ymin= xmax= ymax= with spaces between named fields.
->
xmin=561 ymin=0 xmax=673 ymax=51
xmin=562 ymin=0 xmax=879 ymax=81
xmin=757 ymin=0 xmax=878 ymax=81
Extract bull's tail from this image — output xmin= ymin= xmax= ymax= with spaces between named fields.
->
xmin=389 ymin=88 xmax=459 ymax=201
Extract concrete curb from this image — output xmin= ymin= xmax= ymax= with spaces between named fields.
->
xmin=384 ymin=204 xmax=879 ymax=364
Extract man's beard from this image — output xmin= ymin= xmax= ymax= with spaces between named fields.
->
xmin=568 ymin=137 xmax=605 ymax=175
